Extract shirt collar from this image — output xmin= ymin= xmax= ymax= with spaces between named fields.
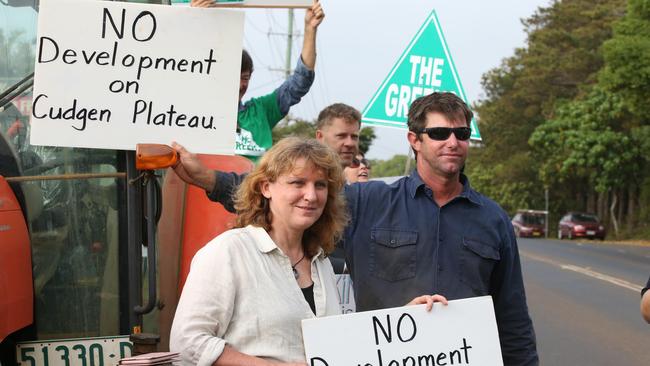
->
xmin=407 ymin=170 xmax=483 ymax=206
xmin=249 ymin=225 xmax=277 ymax=253
xmin=248 ymin=225 xmax=325 ymax=259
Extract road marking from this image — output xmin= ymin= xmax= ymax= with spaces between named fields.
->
xmin=521 ymin=251 xmax=643 ymax=293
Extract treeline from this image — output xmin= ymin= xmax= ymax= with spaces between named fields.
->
xmin=466 ymin=0 xmax=650 ymax=238
xmin=272 ymin=0 xmax=650 ymax=239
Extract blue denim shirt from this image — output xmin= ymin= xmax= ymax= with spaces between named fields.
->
xmin=343 ymin=171 xmax=538 ymax=366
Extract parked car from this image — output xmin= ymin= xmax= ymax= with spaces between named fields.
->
xmin=558 ymin=212 xmax=606 ymax=240
xmin=512 ymin=210 xmax=547 ymax=238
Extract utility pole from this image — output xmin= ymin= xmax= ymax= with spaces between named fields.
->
xmin=269 ymin=9 xmax=296 ymax=81
xmin=545 ymin=187 xmax=549 ymax=238
xmin=284 ymin=9 xmax=294 ymax=80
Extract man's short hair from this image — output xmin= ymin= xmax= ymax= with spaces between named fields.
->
xmin=241 ymin=49 xmax=254 ymax=74
xmin=316 ymin=103 xmax=361 ymax=130
xmin=407 ymin=92 xmax=473 ymax=134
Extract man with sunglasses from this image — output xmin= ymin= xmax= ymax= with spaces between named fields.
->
xmin=342 ymin=92 xmax=537 ymax=365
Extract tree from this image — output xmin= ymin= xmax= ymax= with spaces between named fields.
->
xmin=600 ymin=0 xmax=650 ymax=117
xmin=597 ymin=0 xmax=650 ymax=234
xmin=271 ymin=117 xmax=316 ymax=143
xmin=469 ymin=0 xmax=626 ymax=220
xmin=370 ymin=154 xmax=414 ymax=178
xmin=530 ymin=87 xmax=639 ymax=190
xmin=530 ymin=85 xmax=648 ymax=236
xmin=358 ymin=127 xmax=375 ymax=155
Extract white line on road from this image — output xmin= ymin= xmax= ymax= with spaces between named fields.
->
xmin=560 ymin=264 xmax=642 ymax=292
xmin=521 ymin=251 xmax=643 ymax=293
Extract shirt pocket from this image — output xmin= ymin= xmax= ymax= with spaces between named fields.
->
xmin=460 ymin=237 xmax=500 ymax=295
xmin=369 ymin=228 xmax=418 ymax=282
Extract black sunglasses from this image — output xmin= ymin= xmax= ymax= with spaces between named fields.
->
xmin=418 ymin=127 xmax=471 ymax=141
xmin=350 ymin=158 xmax=371 ymax=169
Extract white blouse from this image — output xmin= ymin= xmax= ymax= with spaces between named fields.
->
xmin=170 ymin=225 xmax=341 ymax=365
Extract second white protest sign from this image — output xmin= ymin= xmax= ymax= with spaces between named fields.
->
xmin=302 ymin=296 xmax=503 ymax=366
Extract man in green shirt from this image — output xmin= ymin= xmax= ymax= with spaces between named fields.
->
xmin=192 ymin=0 xmax=325 ymax=160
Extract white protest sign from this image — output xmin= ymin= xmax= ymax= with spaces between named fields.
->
xmin=302 ymin=296 xmax=503 ymax=366
xmin=31 ymin=0 xmax=244 ymax=154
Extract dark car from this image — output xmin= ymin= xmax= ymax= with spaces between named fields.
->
xmin=512 ymin=210 xmax=547 ymax=238
xmin=558 ymin=212 xmax=606 ymax=240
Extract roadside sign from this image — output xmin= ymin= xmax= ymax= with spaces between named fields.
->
xmin=362 ymin=10 xmax=481 ymax=140
xmin=303 ymin=296 xmax=502 ymax=366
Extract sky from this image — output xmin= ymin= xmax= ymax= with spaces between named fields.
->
xmin=241 ymin=0 xmax=552 ymax=159
xmin=1 ymin=0 xmax=552 ymax=159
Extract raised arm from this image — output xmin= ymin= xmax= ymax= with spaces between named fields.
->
xmin=274 ymin=0 xmax=324 ymax=116
xmin=301 ymin=0 xmax=324 ymax=70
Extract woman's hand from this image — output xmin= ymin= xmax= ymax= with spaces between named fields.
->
xmin=406 ymin=294 xmax=448 ymax=311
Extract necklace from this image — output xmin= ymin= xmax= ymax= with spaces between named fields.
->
xmin=291 ymin=253 xmax=306 ymax=279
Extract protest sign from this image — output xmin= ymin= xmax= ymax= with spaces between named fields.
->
xmin=302 ymin=296 xmax=503 ymax=366
xmin=31 ymin=0 xmax=244 ymax=154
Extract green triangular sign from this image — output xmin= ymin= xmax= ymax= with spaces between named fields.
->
xmin=362 ymin=10 xmax=481 ymax=140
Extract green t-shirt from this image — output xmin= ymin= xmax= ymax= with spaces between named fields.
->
xmin=235 ymin=91 xmax=283 ymax=162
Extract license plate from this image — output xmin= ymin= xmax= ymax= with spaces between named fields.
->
xmin=16 ymin=336 xmax=132 ymax=366
xmin=533 ymin=232 xmax=541 ymax=236
xmin=586 ymin=230 xmax=596 ymax=235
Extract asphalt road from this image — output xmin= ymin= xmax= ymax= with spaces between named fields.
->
xmin=517 ymin=238 xmax=650 ymax=365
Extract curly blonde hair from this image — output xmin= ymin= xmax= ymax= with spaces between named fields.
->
xmin=234 ymin=137 xmax=348 ymax=257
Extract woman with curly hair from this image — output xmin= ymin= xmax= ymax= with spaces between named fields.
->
xmin=170 ymin=137 xmax=444 ymax=366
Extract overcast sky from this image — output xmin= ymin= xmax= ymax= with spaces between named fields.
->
xmin=2 ymin=0 xmax=552 ymax=159
xmin=242 ymin=0 xmax=552 ymax=159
